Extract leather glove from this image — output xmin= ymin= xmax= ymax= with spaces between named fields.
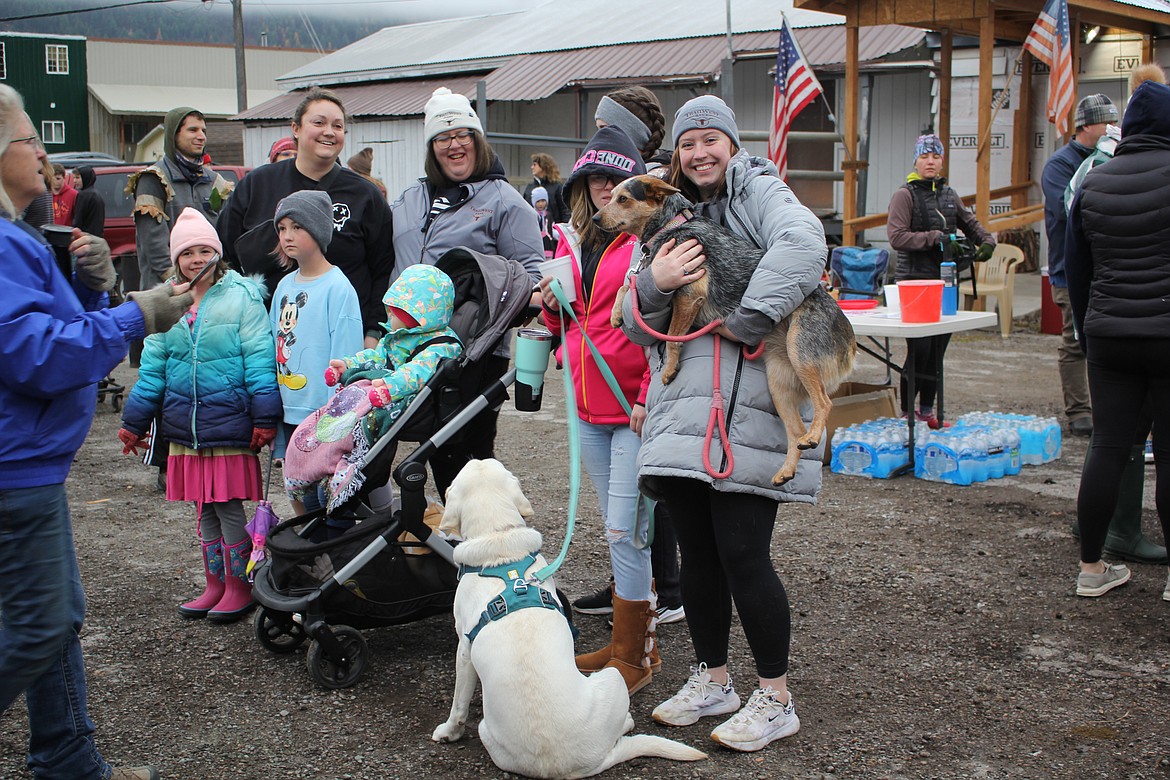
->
xmin=72 ymin=233 xmax=116 ymax=292
xmin=117 ymin=427 xmax=148 ymax=456
xmin=975 ymin=242 xmax=995 ymax=262
xmin=127 ymin=283 xmax=194 ymax=336
xmin=250 ymin=427 xmax=277 ymax=451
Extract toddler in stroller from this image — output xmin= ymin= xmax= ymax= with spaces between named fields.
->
xmin=252 ymin=247 xmax=551 ymax=688
xmin=283 ymin=264 xmax=462 ymax=517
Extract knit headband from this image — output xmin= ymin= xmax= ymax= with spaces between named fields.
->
xmin=595 ymin=96 xmax=651 ymax=152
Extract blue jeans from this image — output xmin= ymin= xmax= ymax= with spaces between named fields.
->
xmin=578 ymin=421 xmax=652 ymax=601
xmin=0 ymin=484 xmax=111 ymax=780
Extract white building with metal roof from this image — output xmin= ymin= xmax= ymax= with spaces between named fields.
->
xmin=235 ymin=0 xmax=934 ymax=233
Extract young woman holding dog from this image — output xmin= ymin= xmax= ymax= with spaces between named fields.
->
xmin=620 ymin=95 xmax=824 ymax=752
xmin=538 ymin=127 xmax=659 ymax=694
xmin=886 ymin=133 xmax=995 ymax=428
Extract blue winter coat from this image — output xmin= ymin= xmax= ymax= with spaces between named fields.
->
xmin=122 ymin=270 xmax=281 ymax=448
xmin=0 ymin=217 xmax=146 ymax=489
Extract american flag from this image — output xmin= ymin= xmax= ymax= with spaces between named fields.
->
xmin=769 ymin=17 xmax=823 ymax=179
xmin=1023 ymin=0 xmax=1075 ymax=135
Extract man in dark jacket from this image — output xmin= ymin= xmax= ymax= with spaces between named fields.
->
xmin=1064 ymin=80 xmax=1170 ymax=597
xmin=1041 ymin=93 xmax=1118 ymax=437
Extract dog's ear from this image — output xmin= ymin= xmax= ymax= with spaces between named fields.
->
xmin=507 ymin=473 xmax=535 ymax=519
xmin=641 ymin=177 xmax=681 ymax=203
xmin=438 ymin=481 xmax=463 ymax=537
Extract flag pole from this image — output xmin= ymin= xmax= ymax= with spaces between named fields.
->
xmin=781 ymin=10 xmax=855 ymax=163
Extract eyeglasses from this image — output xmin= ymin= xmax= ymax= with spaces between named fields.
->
xmin=432 ymin=130 xmax=475 ymax=149
xmin=11 ymin=134 xmax=41 ymax=148
xmin=587 ymin=174 xmax=616 ymax=190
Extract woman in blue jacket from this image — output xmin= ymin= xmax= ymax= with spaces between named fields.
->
xmin=1 ymin=83 xmax=193 ymax=780
xmin=120 ymin=208 xmax=281 ymax=623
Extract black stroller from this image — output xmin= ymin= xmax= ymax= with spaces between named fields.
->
xmin=251 ymin=247 xmax=543 ymax=689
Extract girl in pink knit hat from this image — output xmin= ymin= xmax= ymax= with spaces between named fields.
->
xmin=118 ymin=207 xmax=281 ymax=622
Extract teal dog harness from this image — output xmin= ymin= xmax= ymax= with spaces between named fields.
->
xmin=459 ymin=554 xmax=565 ymax=644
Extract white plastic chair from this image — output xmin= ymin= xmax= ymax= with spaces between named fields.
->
xmin=960 ymin=244 xmax=1026 ymax=337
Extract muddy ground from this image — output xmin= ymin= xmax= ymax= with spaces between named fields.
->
xmin=2 ymin=317 xmax=1169 ymax=780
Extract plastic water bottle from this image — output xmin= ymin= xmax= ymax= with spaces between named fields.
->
xmin=940 ymin=261 xmax=958 ymax=315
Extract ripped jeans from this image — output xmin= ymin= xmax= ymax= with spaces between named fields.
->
xmin=578 ymin=421 xmax=652 ymax=602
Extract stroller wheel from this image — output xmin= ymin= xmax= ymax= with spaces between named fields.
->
xmin=111 ymin=392 xmax=122 ymax=413
xmin=306 ymin=625 xmax=368 ymax=689
xmin=254 ymin=607 xmax=307 ymax=654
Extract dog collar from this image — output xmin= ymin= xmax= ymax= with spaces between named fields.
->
xmin=644 ymin=209 xmax=694 ymax=248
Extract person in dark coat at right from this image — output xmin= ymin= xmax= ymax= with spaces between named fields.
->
xmin=71 ymin=166 xmax=105 ymax=238
xmin=1065 ymin=79 xmax=1170 ymax=601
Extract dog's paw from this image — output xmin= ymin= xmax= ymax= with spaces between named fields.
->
xmin=661 ymin=368 xmax=679 ymax=385
xmin=432 ymin=721 xmax=466 ymax=743
xmin=610 ymin=312 xmax=624 ymax=328
xmin=796 ymin=434 xmax=820 ymax=450
xmin=771 ymin=467 xmax=797 ymax=486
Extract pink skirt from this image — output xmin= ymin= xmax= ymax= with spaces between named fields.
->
xmin=166 ymin=445 xmax=263 ymax=503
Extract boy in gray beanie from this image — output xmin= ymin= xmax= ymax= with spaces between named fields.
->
xmin=273 ymin=190 xmax=334 ymax=254
xmin=671 ymin=95 xmax=741 ymax=148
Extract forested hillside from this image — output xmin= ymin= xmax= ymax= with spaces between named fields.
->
xmin=0 ymin=0 xmax=395 ymax=50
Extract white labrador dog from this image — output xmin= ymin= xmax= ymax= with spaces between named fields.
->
xmin=432 ymin=458 xmax=706 ymax=779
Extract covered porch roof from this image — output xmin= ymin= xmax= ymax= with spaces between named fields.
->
xmin=795 ymin=0 xmax=1170 ymax=244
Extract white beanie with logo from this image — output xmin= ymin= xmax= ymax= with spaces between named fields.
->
xmin=423 ymin=87 xmax=483 ymax=144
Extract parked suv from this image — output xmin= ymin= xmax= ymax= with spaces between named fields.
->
xmin=91 ymin=164 xmax=249 ymax=293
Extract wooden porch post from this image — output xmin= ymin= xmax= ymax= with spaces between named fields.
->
xmin=939 ymin=30 xmax=953 ymax=180
xmin=843 ymin=16 xmax=860 ymax=246
xmin=1142 ymin=34 xmax=1153 ymax=67
xmin=1012 ymin=50 xmax=1033 ymax=210
xmin=976 ymin=10 xmax=994 ymax=225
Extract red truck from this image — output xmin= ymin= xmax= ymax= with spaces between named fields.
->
xmin=90 ymin=164 xmax=249 ymax=296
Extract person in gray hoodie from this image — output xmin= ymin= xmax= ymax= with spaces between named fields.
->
xmin=621 ymin=95 xmax=825 ymax=753
xmin=390 ymin=87 xmax=543 ymax=499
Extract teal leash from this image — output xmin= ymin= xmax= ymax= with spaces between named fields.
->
xmin=531 ymin=280 xmax=655 ymax=588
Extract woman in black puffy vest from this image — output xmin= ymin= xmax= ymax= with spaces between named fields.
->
xmin=886 ymin=133 xmax=994 ymax=428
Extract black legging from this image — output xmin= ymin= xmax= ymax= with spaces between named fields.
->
xmin=1078 ymin=336 xmax=1170 ymax=563
xmin=658 ymin=477 xmax=791 ymax=679
xmin=900 ymin=334 xmax=951 ymax=414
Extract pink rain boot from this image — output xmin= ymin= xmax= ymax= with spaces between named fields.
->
xmin=207 ymin=539 xmax=255 ymax=623
xmin=177 ymin=537 xmax=225 ymax=619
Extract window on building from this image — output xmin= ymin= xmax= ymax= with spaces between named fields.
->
xmin=1 ymin=43 xmax=7 ymax=80
xmin=41 ymin=121 xmax=65 ymax=145
xmin=45 ymin=44 xmax=69 ymax=75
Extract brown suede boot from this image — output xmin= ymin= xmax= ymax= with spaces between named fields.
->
xmin=575 ymin=583 xmax=614 ymax=673
xmin=575 ymin=586 xmax=663 ymax=674
xmin=601 ymin=593 xmax=654 ymax=694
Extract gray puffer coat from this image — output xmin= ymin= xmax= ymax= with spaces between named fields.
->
xmin=621 ymin=152 xmax=827 ymax=503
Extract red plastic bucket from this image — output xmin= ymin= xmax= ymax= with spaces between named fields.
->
xmin=898 ymin=280 xmax=943 ymax=323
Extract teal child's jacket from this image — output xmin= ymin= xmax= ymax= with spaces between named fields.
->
xmin=122 ymin=270 xmax=281 ymax=448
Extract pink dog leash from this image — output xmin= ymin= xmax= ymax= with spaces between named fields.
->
xmin=628 ymin=279 xmax=761 ymax=480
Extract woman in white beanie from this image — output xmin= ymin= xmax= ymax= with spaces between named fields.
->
xmin=218 ymin=87 xmax=394 ymax=349
xmin=620 ymin=94 xmax=827 ymax=752
xmin=390 ymin=86 xmax=544 ymax=500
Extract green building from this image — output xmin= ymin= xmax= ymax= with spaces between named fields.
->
xmin=0 ymin=32 xmax=89 ymax=153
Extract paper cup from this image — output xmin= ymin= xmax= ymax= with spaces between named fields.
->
xmin=883 ymin=284 xmax=900 ymax=312
xmin=539 ymin=256 xmax=577 ymax=304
